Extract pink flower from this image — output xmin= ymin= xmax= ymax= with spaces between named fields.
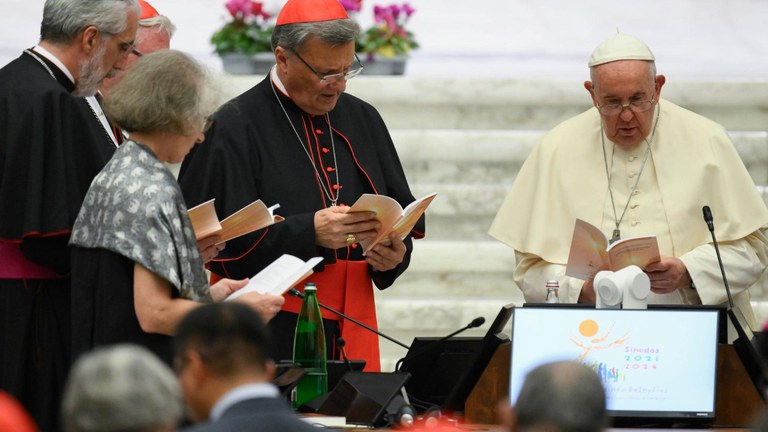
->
xmin=251 ymin=1 xmax=270 ymax=19
xmin=339 ymin=0 xmax=362 ymax=12
xmin=225 ymin=0 xmax=252 ymax=19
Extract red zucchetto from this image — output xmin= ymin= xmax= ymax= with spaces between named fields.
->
xmin=138 ymin=0 xmax=160 ymax=19
xmin=276 ymin=0 xmax=349 ymax=25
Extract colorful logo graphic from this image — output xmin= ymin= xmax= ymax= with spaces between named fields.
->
xmin=571 ymin=319 xmax=630 ymax=361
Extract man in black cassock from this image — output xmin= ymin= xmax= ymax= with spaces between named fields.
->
xmin=179 ymin=0 xmax=424 ymax=372
xmin=0 ymin=1 xmax=139 ymax=429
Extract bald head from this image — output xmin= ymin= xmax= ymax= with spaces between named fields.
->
xmin=514 ymin=360 xmax=607 ymax=432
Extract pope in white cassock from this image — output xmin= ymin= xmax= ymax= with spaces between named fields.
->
xmin=489 ymin=33 xmax=768 ymax=330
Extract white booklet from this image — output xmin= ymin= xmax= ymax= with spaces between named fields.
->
xmin=225 ymin=254 xmax=323 ymax=300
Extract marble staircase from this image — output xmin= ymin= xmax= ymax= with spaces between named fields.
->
xmin=220 ymin=75 xmax=768 ymax=371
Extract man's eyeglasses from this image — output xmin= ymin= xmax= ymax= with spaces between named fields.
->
xmin=596 ymin=98 xmax=656 ymax=116
xmin=288 ymin=47 xmax=364 ymax=82
xmin=103 ymin=30 xmax=137 ymax=56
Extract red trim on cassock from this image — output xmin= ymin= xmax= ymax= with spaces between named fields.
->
xmin=211 ymin=228 xmax=270 ymax=262
xmin=0 ymin=229 xmax=73 ymax=243
xmin=333 ymin=128 xmax=379 ymax=194
xmin=283 ymin=260 xmax=381 ymax=372
xmin=0 ymin=242 xmax=65 ymax=279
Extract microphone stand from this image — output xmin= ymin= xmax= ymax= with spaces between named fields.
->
xmin=288 ymin=289 xmax=410 ymax=349
xmin=336 ymin=337 xmax=353 ymax=372
xmin=703 ymin=205 xmax=768 ymax=401
xmin=702 ymin=205 xmax=734 ymax=308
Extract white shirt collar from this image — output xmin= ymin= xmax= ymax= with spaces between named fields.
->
xmin=270 ymin=65 xmax=289 ymax=97
xmin=210 ymin=383 xmax=280 ymax=421
xmin=31 ymin=45 xmax=75 ymax=84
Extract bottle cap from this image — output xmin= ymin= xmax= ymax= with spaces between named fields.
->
xmin=545 ymin=280 xmax=559 ymax=288
xmin=304 ymin=282 xmax=317 ymax=291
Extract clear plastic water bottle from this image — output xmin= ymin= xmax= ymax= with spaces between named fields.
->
xmin=292 ymin=283 xmax=327 ymax=409
xmin=545 ymin=280 xmax=560 ymax=303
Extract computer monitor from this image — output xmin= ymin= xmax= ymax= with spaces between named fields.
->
xmin=400 ymin=304 xmax=515 ymax=412
xmin=509 ymin=306 xmax=720 ymax=425
xmin=728 ymin=306 xmax=768 ymax=400
xmin=442 ymin=303 xmax=515 ymax=412
xmin=400 ymin=336 xmax=482 ymax=411
xmin=316 ymin=371 xmax=411 ymax=427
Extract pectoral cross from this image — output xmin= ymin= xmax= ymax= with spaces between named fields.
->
xmin=610 ymin=229 xmax=621 ymax=245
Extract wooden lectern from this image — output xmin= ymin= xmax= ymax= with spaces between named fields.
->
xmin=463 ymin=342 xmax=763 ymax=427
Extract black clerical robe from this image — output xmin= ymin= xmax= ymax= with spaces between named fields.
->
xmin=0 ymin=50 xmax=116 ymax=432
xmin=179 ymin=75 xmax=424 ymax=370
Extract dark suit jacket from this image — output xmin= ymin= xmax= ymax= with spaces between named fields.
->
xmin=182 ymin=397 xmax=332 ymax=432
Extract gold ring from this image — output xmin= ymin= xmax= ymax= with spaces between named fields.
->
xmin=346 ymin=233 xmax=357 ymax=244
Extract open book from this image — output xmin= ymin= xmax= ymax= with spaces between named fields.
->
xmin=188 ymin=199 xmax=284 ymax=244
xmin=348 ymin=192 xmax=436 ymax=254
xmin=565 ymin=218 xmax=661 ymax=281
xmin=226 ymin=254 xmax=323 ymax=300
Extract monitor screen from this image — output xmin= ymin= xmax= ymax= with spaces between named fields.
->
xmin=509 ymin=307 xmax=720 ymax=420
xmin=442 ymin=303 xmax=515 ymax=412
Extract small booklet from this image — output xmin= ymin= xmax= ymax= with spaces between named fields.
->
xmin=226 ymin=254 xmax=323 ymax=300
xmin=565 ymin=218 xmax=661 ymax=281
xmin=187 ymin=199 xmax=284 ymax=244
xmin=348 ymin=192 xmax=437 ymax=254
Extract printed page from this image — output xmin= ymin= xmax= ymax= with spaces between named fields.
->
xmin=218 ymin=201 xmax=283 ymax=244
xmin=350 ymin=192 xmax=437 ymax=255
xmin=392 ymin=192 xmax=437 ymax=239
xmin=607 ymin=235 xmax=661 ymax=271
xmin=565 ymin=218 xmax=610 ymax=280
xmin=187 ymin=199 xmax=222 ymax=240
xmin=226 ymin=254 xmax=323 ymax=300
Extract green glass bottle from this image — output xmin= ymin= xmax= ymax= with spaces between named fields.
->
xmin=292 ymin=283 xmax=327 ymax=409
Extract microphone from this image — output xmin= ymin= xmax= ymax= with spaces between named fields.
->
xmin=702 ymin=205 xmax=734 ymax=309
xmin=336 ymin=337 xmax=353 ymax=372
xmin=394 ymin=316 xmax=486 ymax=372
xmin=288 ymin=288 xmax=410 ymax=349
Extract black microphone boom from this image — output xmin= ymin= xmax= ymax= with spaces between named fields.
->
xmin=702 ymin=205 xmax=734 ymax=309
xmin=288 ymin=288 xmax=410 ymax=349
xmin=703 ymin=205 xmax=768 ymax=400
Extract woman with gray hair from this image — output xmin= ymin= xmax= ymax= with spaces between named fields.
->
xmin=69 ymin=50 xmax=285 ymax=366
xmin=61 ymin=344 xmax=182 ymax=432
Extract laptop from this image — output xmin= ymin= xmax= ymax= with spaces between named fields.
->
xmin=509 ymin=306 xmax=720 ymax=426
xmin=315 ymin=371 xmax=411 ymax=427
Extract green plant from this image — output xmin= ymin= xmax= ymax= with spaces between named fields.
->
xmin=211 ymin=0 xmax=274 ymax=56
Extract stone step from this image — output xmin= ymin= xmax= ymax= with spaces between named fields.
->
xmin=391 ymin=129 xmax=768 ymax=186
xmin=220 ymin=76 xmax=768 ymax=131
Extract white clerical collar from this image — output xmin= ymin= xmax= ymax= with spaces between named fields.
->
xmin=31 ymin=45 xmax=75 ymax=84
xmin=209 ymin=383 xmax=280 ymax=421
xmin=270 ymin=65 xmax=290 ymax=98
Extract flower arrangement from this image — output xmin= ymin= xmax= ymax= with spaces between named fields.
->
xmin=353 ymin=3 xmax=418 ymax=58
xmin=211 ymin=0 xmax=274 ymax=56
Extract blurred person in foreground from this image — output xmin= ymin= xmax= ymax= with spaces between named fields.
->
xmin=69 ymin=50 xmax=284 ymax=366
xmin=489 ymin=33 xmax=768 ymax=329
xmin=178 ymin=0 xmax=424 ymax=370
xmin=0 ymin=1 xmax=139 ymax=429
xmin=61 ymin=344 xmax=182 ymax=432
xmin=174 ymin=302 xmax=320 ymax=432
xmin=499 ymin=360 xmax=607 ymax=432
xmin=0 ymin=391 xmax=38 ymax=432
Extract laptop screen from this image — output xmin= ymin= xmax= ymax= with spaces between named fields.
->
xmin=509 ymin=307 xmax=720 ymax=420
